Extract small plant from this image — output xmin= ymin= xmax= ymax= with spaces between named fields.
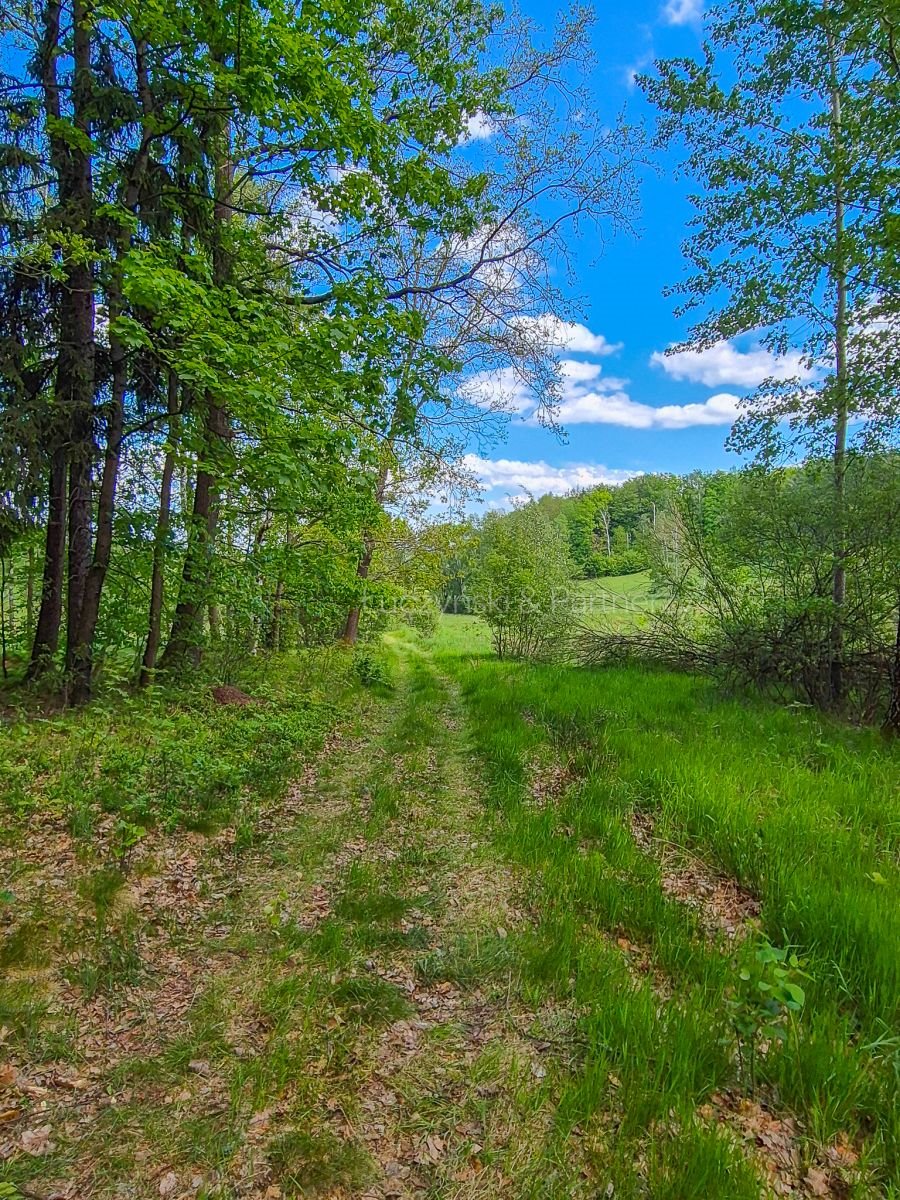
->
xmin=112 ymin=817 xmax=147 ymax=871
xmin=352 ymin=647 xmax=393 ymax=690
xmin=727 ymin=940 xmax=810 ymax=1093
xmin=331 ymin=974 xmax=413 ymax=1026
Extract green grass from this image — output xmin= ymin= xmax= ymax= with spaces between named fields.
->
xmin=433 ymin=610 xmax=900 ymax=1193
xmin=269 ymin=1127 xmax=372 ymax=1196
xmin=0 ymin=652 xmax=346 ymax=847
xmin=439 ymin=571 xmax=664 ymax=653
xmin=5 ymin=611 xmax=899 ymax=1197
xmin=571 ymin=570 xmax=667 ymax=630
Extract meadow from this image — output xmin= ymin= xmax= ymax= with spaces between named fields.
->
xmin=1 ymin=603 xmax=898 ymax=1197
xmin=435 ymin=612 xmax=900 ymax=1195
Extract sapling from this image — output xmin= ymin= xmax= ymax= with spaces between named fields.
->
xmin=728 ymin=940 xmax=810 ymax=1094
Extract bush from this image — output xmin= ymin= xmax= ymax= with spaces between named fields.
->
xmin=352 ymin=646 xmax=394 ymax=690
xmin=576 ymin=460 xmax=900 ymax=725
xmin=587 ymin=548 xmax=649 ymax=578
xmin=0 ymin=654 xmax=343 ymax=841
xmin=470 ymin=504 xmax=575 ymax=659
xmin=399 ymin=593 xmax=440 ymax=640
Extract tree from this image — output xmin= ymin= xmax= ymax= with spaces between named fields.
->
xmin=4 ymin=0 xmax=590 ymax=698
xmin=335 ymin=9 xmax=641 ymax=641
xmin=470 ymin=502 xmax=574 ymax=659
xmin=643 ymin=0 xmax=900 ymax=708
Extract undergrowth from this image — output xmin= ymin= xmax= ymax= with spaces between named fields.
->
xmin=0 ymin=651 xmax=348 ymax=842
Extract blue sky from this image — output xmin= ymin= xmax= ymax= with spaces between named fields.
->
xmin=461 ymin=0 xmax=802 ymax=506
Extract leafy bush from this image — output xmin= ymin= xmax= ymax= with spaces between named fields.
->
xmin=577 ymin=460 xmax=900 ymax=726
xmin=399 ymin=593 xmax=440 ymax=640
xmin=470 ymin=504 xmax=575 ymax=659
xmin=728 ymin=941 xmax=809 ymax=1093
xmin=587 ymin=548 xmax=649 ymax=577
xmin=352 ymin=646 xmax=394 ymax=690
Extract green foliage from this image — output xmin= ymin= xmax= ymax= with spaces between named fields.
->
xmin=0 ymin=0 xmax=636 ymax=704
xmin=639 ymin=458 xmax=900 ymax=719
xmin=728 ymin=941 xmax=810 ymax=1093
xmin=642 ymin=0 xmax=900 ymax=461
xmin=534 ymin=475 xmax=677 ymax=580
xmin=0 ymin=655 xmax=344 ymax=838
xmin=268 ymin=1128 xmax=372 ymax=1197
xmin=470 ymin=503 xmax=575 ymax=659
xmin=352 ymin=645 xmax=394 ymax=691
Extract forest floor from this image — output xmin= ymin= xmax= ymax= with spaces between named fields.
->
xmin=1 ymin=626 xmax=898 ymax=1199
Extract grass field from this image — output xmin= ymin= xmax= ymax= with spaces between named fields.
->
xmin=571 ymin=571 xmax=667 ymax=630
xmin=435 ymin=612 xmax=900 ymax=1196
xmin=1 ymin=608 xmax=898 ymax=1198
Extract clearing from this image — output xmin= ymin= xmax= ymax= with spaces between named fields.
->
xmin=1 ymin=623 xmax=898 ymax=1198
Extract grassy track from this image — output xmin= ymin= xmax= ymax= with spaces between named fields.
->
xmin=2 ymin=626 xmax=898 ymax=1197
xmin=1 ymin=639 xmax=567 ymax=1197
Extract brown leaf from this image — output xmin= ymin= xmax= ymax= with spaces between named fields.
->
xmin=21 ymin=1123 xmax=55 ymax=1156
xmin=826 ymin=1137 xmax=859 ymax=1168
xmin=158 ymin=1170 xmax=179 ymax=1196
xmin=804 ymin=1167 xmax=830 ymax=1196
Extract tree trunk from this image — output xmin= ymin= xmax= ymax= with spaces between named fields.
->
xmin=265 ymin=577 xmax=285 ymax=650
xmin=208 ymin=601 xmax=222 ymax=642
xmin=60 ymin=0 xmax=97 ymax=686
xmin=69 ymin=34 xmax=154 ymax=703
xmin=26 ymin=448 xmax=66 ymax=680
xmin=342 ymin=540 xmax=375 ymax=645
xmin=884 ymin=599 xmax=900 ymax=737
xmin=159 ymin=91 xmax=232 ymax=672
xmin=69 ymin=327 xmax=125 ymax=704
xmin=342 ymin=463 xmax=389 ymax=645
xmin=28 ymin=0 xmax=91 ymax=685
xmin=140 ymin=374 xmax=180 ymax=685
xmin=827 ymin=43 xmax=849 ymax=710
xmin=0 ymin=557 xmax=8 ymax=680
xmin=26 ymin=544 xmax=35 ymax=642
xmin=600 ymin=511 xmax=612 ymax=557
xmin=159 ymin=432 xmax=221 ymax=670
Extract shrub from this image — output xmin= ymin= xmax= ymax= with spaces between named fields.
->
xmin=470 ymin=504 xmax=575 ymax=659
xmin=352 ymin=646 xmax=393 ymax=690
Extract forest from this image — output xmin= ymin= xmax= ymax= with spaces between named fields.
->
xmin=1 ymin=0 xmax=899 ymax=1197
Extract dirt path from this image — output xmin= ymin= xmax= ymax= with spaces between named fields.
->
xmin=3 ymin=637 xmax=565 ymax=1199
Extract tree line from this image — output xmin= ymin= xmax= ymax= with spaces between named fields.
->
xmin=1 ymin=0 xmax=898 ymax=725
xmin=0 ymin=0 xmax=637 ymax=702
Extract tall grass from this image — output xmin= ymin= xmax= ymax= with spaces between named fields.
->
xmin=436 ymin=615 xmax=900 ymax=1191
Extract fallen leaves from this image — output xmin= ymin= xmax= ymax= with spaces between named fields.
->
xmin=21 ymin=1123 xmax=55 ymax=1156
xmin=414 ymin=1132 xmax=445 ymax=1165
xmin=804 ymin=1166 xmax=830 ymax=1196
xmin=157 ymin=1169 xmax=179 ymax=1196
xmin=701 ymin=1092 xmax=862 ymax=1198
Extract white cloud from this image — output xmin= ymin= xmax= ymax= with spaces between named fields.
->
xmin=661 ymin=0 xmax=703 ymax=25
xmin=560 ymin=359 xmax=604 ymax=383
xmin=650 ymin=340 xmax=812 ymax=387
xmin=461 ymin=366 xmax=536 ymax=415
xmin=463 ymin=454 xmax=641 ymax=498
xmin=460 ymin=110 xmax=497 ymax=143
xmin=465 ymin=354 xmax=741 ymax=430
xmin=514 ymin=314 xmax=623 ymax=356
xmin=551 ymin=389 xmax=741 ymax=429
